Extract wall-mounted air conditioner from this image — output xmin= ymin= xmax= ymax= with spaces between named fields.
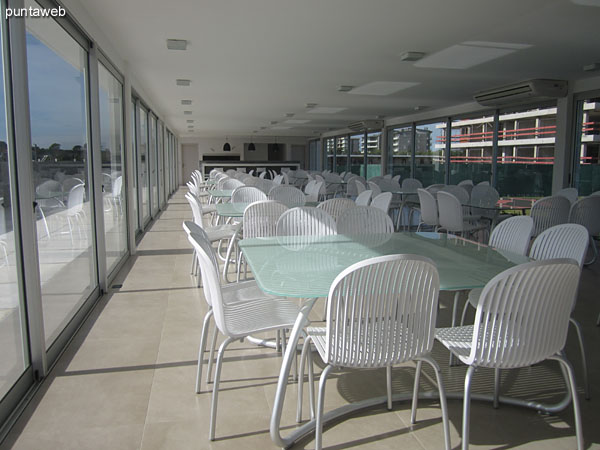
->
xmin=347 ymin=120 xmax=384 ymax=131
xmin=474 ymin=79 xmax=568 ymax=107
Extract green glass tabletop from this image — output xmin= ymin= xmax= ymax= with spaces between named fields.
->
xmin=238 ymin=232 xmax=529 ymax=298
xmin=210 ymin=189 xmax=234 ymax=198
xmin=216 ymin=201 xmax=320 ymax=217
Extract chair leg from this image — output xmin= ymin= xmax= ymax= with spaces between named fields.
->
xmin=493 ymin=368 xmax=501 ymax=409
xmin=460 ymin=298 xmax=471 ymax=326
xmin=196 ymin=309 xmax=213 ymax=393
xmin=449 ymin=291 xmax=462 ymax=366
xmin=297 ymin=335 xmax=313 ymax=423
xmin=206 ymin=325 xmax=219 ymax=384
xmin=569 ymin=317 xmax=590 ymax=400
xmin=209 ymin=336 xmax=234 ymax=441
xmin=411 ymin=360 xmax=423 ymax=423
xmin=419 ymin=355 xmax=451 ymax=450
xmin=462 ymin=366 xmax=476 ymax=450
xmin=386 ymin=365 xmax=393 ymax=411
xmin=584 ymin=235 xmax=597 ymax=266
xmin=315 ymin=365 xmax=334 ymax=450
xmin=551 ymin=354 xmax=584 ymax=450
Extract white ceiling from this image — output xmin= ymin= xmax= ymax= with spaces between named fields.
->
xmin=74 ymin=0 xmax=600 ymax=137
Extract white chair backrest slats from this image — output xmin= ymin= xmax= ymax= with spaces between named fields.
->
xmin=569 ymin=195 xmax=600 ymax=236
xmin=436 ymin=191 xmax=464 ymax=233
xmin=354 ymin=190 xmax=372 ymax=206
xmin=370 ymin=192 xmax=392 ymax=215
xmin=221 ymin=178 xmax=245 ymax=190
xmin=326 ymin=254 xmax=440 ymax=367
xmin=337 ymin=206 xmax=394 ymax=234
xmin=317 ymin=198 xmax=356 ymax=222
xmin=417 ymin=188 xmax=438 ymax=227
xmin=367 ymin=181 xmax=382 ymax=196
xmin=556 ymin=187 xmax=578 ymax=204
xmin=470 ymin=185 xmax=499 ymax=219
xmin=268 ymin=185 xmax=306 ymax=207
xmin=231 ymin=186 xmax=267 ymax=203
xmin=243 ymin=200 xmax=289 ymax=239
xmin=276 ymin=207 xmax=336 ymax=237
xmin=489 ymin=216 xmax=533 ymax=256
xmin=530 ymin=195 xmax=570 ymax=237
xmin=529 ymin=223 xmax=588 ymax=269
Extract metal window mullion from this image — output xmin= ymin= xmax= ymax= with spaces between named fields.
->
xmin=363 ymin=130 xmax=367 ymax=178
xmin=491 ymin=110 xmax=500 ymax=189
xmin=87 ymin=44 xmax=106 ymax=293
xmin=7 ymin=0 xmax=46 ymax=377
xmin=444 ymin=117 xmax=451 ymax=184
xmin=410 ymin=123 xmax=416 ymax=178
xmin=572 ymin=99 xmax=585 ymax=189
xmin=381 ymin=126 xmax=388 ymax=175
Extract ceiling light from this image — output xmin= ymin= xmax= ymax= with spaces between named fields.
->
xmin=285 ymin=113 xmax=295 ymax=117
xmin=223 ymin=141 xmax=231 ymax=152
xmin=305 ymin=103 xmax=318 ymax=108
xmin=337 ymin=85 xmax=355 ymax=92
xmin=584 ymin=62 xmax=600 ymax=72
xmin=462 ymin=41 xmax=531 ymax=50
xmin=260 ymin=126 xmax=267 ymax=130
xmin=349 ymin=81 xmax=419 ymax=96
xmin=248 ymin=142 xmax=256 ymax=152
xmin=271 ymin=121 xmax=278 ymax=125
xmin=184 ymin=111 xmax=192 ymax=115
xmin=187 ymin=120 xmax=194 ymax=123
xmin=415 ymin=42 xmax=531 ymax=70
xmin=399 ymin=51 xmax=426 ymax=61
xmin=181 ymin=99 xmax=192 ymax=105
xmin=167 ymin=39 xmax=188 ymax=50
xmin=176 ymin=79 xmax=191 ymax=86
xmin=284 ymin=119 xmax=310 ymax=124
xmin=307 ymin=106 xmax=347 ymax=114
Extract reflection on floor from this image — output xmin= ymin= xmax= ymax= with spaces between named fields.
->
xmin=2 ymin=188 xmax=600 ymax=449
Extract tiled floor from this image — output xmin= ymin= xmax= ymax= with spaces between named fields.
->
xmin=2 ymin=188 xmax=600 ymax=449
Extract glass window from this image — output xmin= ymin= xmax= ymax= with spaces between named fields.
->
xmin=575 ymin=97 xmax=600 ymax=195
xmin=308 ymin=139 xmax=320 ymax=170
xmin=349 ymin=134 xmax=364 ymax=177
xmin=26 ymin=1 xmax=97 ymax=347
xmin=496 ymin=106 xmax=556 ymax=197
xmin=149 ymin=114 xmax=158 ymax=215
xmin=325 ymin=138 xmax=335 ymax=171
xmin=0 ymin=18 xmax=29 ymax=401
xmin=98 ymin=63 xmax=127 ymax=275
xmin=335 ymin=136 xmax=348 ymax=174
xmin=366 ymin=131 xmax=382 ymax=178
xmin=138 ymin=105 xmax=149 ymax=224
xmin=449 ymin=115 xmax=493 ymax=184
xmin=414 ymin=121 xmax=446 ymax=185
xmin=387 ymin=125 xmax=412 ymax=181
xmin=130 ymin=99 xmax=139 ymax=231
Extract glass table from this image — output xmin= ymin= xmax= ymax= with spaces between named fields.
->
xmin=216 ymin=201 xmax=320 ymax=218
xmin=238 ymin=232 xmax=561 ymax=448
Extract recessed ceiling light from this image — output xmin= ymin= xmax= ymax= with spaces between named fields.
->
xmin=307 ymin=106 xmax=347 ymax=114
xmin=187 ymin=120 xmax=194 ymax=123
xmin=337 ymin=85 xmax=355 ymax=92
xmin=181 ymin=99 xmax=192 ymax=105
xmin=349 ymin=81 xmax=419 ymax=96
xmin=305 ymin=103 xmax=318 ymax=108
xmin=272 ymin=126 xmax=292 ymax=130
xmin=284 ymin=119 xmax=310 ymax=124
xmin=270 ymin=121 xmax=278 ymax=125
xmin=167 ymin=39 xmax=188 ymax=51
xmin=584 ymin=62 xmax=600 ymax=71
xmin=285 ymin=113 xmax=295 ymax=117
xmin=415 ymin=42 xmax=531 ymax=70
xmin=399 ymin=51 xmax=426 ymax=61
xmin=260 ymin=126 xmax=267 ymax=130
xmin=184 ymin=111 xmax=192 ymax=115
xmin=176 ymin=79 xmax=191 ymax=86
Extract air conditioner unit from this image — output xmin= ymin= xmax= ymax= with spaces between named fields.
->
xmin=474 ymin=79 xmax=568 ymax=107
xmin=347 ymin=120 xmax=384 ymax=131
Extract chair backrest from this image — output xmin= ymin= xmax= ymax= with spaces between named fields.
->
xmin=268 ymin=185 xmax=306 ymax=207
xmin=62 ymin=176 xmax=84 ymax=193
xmin=392 ymin=175 xmax=401 ymax=183
xmin=185 ymin=192 xmax=205 ymax=226
xmin=243 ymin=200 xmax=289 ymax=239
xmin=402 ymin=178 xmax=423 ymax=190
xmin=112 ymin=176 xmax=123 ymax=198
xmin=325 ymin=254 xmax=440 ymax=367
xmin=476 ymin=180 xmax=490 ymax=186
xmin=530 ymin=223 xmax=588 ymax=268
xmin=225 ymin=169 xmax=236 ymax=176
xmin=231 ymin=186 xmax=267 ymax=203
xmin=367 ymin=181 xmax=382 ymax=196
xmin=436 ymin=191 xmax=464 ymax=232
xmin=426 ymin=184 xmax=445 ymax=195
xmin=489 ymin=216 xmax=533 ymax=256
xmin=317 ymin=198 xmax=356 ymax=222
xmin=276 ymin=207 xmax=336 ymax=237
xmin=304 ymin=180 xmax=316 ymax=195
xmin=556 ymin=187 xmax=578 ymax=204
xmin=470 ymin=184 xmax=499 ymax=219
xmin=355 ymin=179 xmax=366 ymax=194
xmin=281 ymin=172 xmax=289 ymax=184
xmin=36 ymin=179 xmax=62 ymax=197
xmin=440 ymin=185 xmax=470 ymax=204
xmin=337 ymin=206 xmax=394 ymax=234
xmin=344 ymin=172 xmax=355 ymax=181
xmin=67 ymin=184 xmax=85 ymax=213
xmin=467 ymin=259 xmax=580 ymax=368
xmin=370 ymin=192 xmax=392 ymax=214
xmin=273 ymin=174 xmax=283 ymax=185
xmin=306 ymin=181 xmax=325 ymax=202
xmin=256 ymin=178 xmax=275 ymax=194
xmin=259 ymin=171 xmax=267 ymax=179
xmin=383 ymin=174 xmax=392 ymax=180
xmin=569 ymin=195 xmax=600 ymax=236
xmin=417 ymin=188 xmax=438 ymax=227
xmin=530 ymin=195 xmax=570 ymax=236
xmin=592 ymin=191 xmax=600 ymax=196
xmin=458 ymin=179 xmax=474 ymax=186
xmin=221 ymin=178 xmax=245 ymax=190
xmin=354 ymin=190 xmax=372 ymax=206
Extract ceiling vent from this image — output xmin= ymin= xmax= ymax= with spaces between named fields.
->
xmin=347 ymin=120 xmax=384 ymax=131
xmin=474 ymin=79 xmax=568 ymax=107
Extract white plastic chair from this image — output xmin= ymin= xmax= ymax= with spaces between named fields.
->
xmin=231 ymin=186 xmax=266 ymax=204
xmin=416 ymin=188 xmax=439 ymax=231
xmin=398 ymin=178 xmax=422 ymax=229
xmin=276 ymin=207 xmax=336 ymax=237
xmin=337 ymin=206 xmax=394 ymax=234
xmin=426 ymin=184 xmax=446 ymax=195
xmin=189 ymin=230 xmax=301 ymax=441
xmin=436 ymin=259 xmax=583 ymax=450
xmin=367 ymin=181 xmax=382 ymax=196
xmin=569 ymin=195 xmax=600 ymax=265
xmin=530 ymin=195 xmax=570 ymax=237
xmin=299 ymin=254 xmax=450 ymax=450
xmin=316 ymin=198 xmax=356 ymax=222
xmin=392 ymin=174 xmax=401 ymax=183
xmin=268 ymin=185 xmax=306 ymax=207
xmin=354 ymin=190 xmax=372 ymax=206
xmin=437 ymin=191 xmax=486 ymax=239
xmin=556 ymin=187 xmax=578 ymax=204
xmin=221 ymin=178 xmax=245 ymax=190
xmin=370 ymin=192 xmax=392 ymax=215
xmin=469 ymin=184 xmax=499 ymax=225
